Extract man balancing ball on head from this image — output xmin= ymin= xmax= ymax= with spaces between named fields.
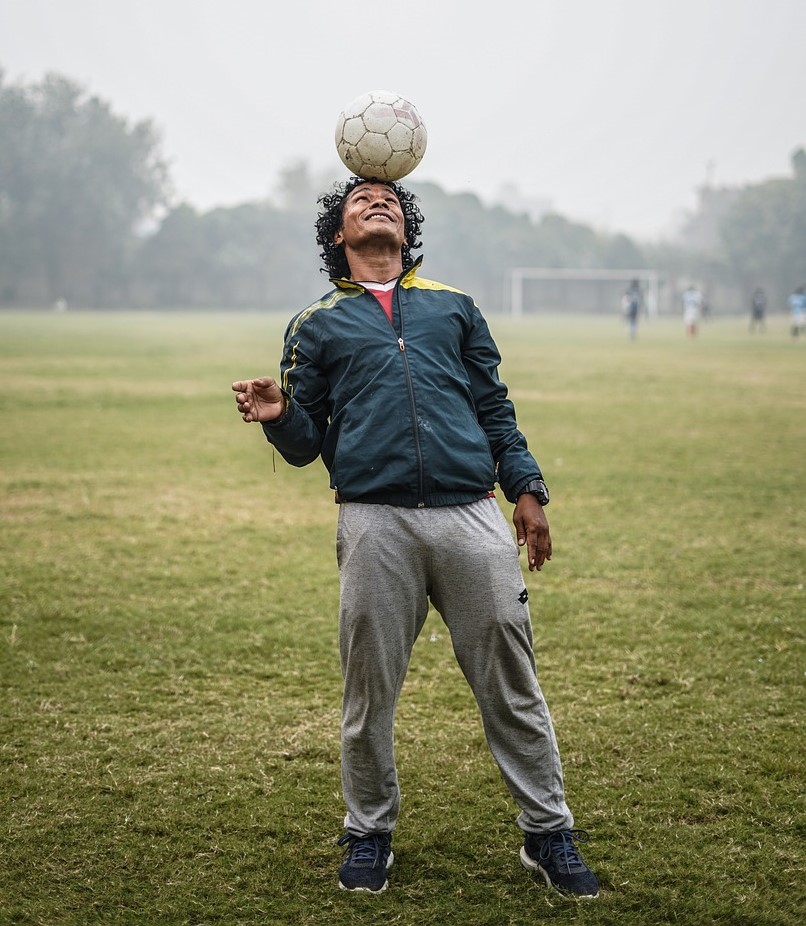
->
xmin=232 ymin=177 xmax=599 ymax=898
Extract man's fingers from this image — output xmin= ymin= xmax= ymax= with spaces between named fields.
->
xmin=233 ymin=381 xmax=256 ymax=423
xmin=513 ymin=496 xmax=551 ymax=572
xmin=232 ymin=377 xmax=273 ymax=391
xmin=533 ymin=544 xmax=552 ymax=571
xmin=527 ymin=532 xmax=551 ymax=571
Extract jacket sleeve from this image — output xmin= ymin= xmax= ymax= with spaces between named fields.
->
xmin=261 ymin=315 xmax=330 ymax=467
xmin=462 ymin=303 xmax=543 ymax=502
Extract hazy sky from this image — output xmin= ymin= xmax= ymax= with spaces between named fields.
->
xmin=1 ymin=0 xmax=804 ymax=239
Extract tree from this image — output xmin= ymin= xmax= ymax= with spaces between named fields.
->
xmin=0 ymin=69 xmax=169 ymax=306
xmin=135 ymin=199 xmax=322 ymax=310
xmin=719 ymin=147 xmax=806 ymax=305
xmin=678 ymin=184 xmax=741 ymax=253
xmin=406 ymin=181 xmax=642 ymax=311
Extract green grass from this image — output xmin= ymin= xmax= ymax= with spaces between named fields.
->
xmin=1 ymin=309 xmax=804 ymax=925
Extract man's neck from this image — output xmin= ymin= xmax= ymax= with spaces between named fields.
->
xmin=343 ymin=245 xmax=403 ymax=283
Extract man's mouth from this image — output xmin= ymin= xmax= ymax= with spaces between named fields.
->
xmin=365 ymin=212 xmax=393 ymax=222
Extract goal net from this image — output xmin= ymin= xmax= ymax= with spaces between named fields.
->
xmin=507 ymin=268 xmax=660 ymax=317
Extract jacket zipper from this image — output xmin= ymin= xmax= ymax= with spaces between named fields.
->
xmin=359 ymin=278 xmax=427 ymax=508
xmin=396 ymin=332 xmax=426 ymax=507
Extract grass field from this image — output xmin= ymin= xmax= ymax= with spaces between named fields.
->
xmin=1 ymin=309 xmax=804 ymax=926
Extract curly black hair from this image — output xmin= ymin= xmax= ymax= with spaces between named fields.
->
xmin=315 ymin=176 xmax=424 ymax=280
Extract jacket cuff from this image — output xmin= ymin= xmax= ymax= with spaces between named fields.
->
xmin=261 ymin=391 xmax=292 ymax=435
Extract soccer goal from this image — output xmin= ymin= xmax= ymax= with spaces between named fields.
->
xmin=507 ymin=268 xmax=660 ymax=317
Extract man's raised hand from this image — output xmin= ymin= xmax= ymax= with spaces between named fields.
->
xmin=232 ymin=377 xmax=286 ymax=423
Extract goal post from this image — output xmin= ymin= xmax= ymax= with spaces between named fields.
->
xmin=507 ymin=268 xmax=660 ymax=318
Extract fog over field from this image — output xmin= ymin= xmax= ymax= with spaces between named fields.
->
xmin=1 ymin=0 xmax=804 ymax=239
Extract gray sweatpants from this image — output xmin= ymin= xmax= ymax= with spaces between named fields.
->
xmin=336 ymin=497 xmax=574 ymax=837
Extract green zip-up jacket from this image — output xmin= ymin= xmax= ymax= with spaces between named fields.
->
xmin=261 ymin=257 xmax=544 ymax=508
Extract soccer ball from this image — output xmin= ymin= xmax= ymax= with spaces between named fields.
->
xmin=335 ymin=90 xmax=427 ymax=182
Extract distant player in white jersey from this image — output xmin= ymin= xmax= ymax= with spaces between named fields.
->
xmin=682 ymin=284 xmax=703 ymax=338
xmin=789 ymin=286 xmax=806 ymax=338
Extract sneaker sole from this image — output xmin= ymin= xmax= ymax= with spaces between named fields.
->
xmin=519 ymin=847 xmax=599 ymax=900
xmin=338 ymin=850 xmax=395 ymax=893
xmin=338 ymin=880 xmax=388 ymax=894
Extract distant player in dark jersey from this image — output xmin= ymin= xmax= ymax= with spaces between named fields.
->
xmin=749 ymin=288 xmax=767 ymax=333
xmin=622 ymin=279 xmax=642 ymax=339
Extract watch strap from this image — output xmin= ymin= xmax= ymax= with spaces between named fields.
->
xmin=520 ymin=478 xmax=549 ymax=506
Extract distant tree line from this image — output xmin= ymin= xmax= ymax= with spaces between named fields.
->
xmin=645 ymin=149 xmax=806 ymax=313
xmin=0 ymin=69 xmax=168 ymax=308
xmin=1 ymin=68 xmax=803 ymax=313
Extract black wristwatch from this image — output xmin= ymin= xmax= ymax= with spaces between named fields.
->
xmin=519 ymin=478 xmax=550 ymax=506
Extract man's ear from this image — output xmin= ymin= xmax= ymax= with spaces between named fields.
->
xmin=334 ymin=229 xmax=344 ymax=246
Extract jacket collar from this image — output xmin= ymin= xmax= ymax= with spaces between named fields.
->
xmin=332 ymin=255 xmax=424 ymax=291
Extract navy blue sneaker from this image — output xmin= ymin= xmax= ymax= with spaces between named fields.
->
xmin=337 ymin=832 xmax=394 ymax=893
xmin=520 ymin=829 xmax=599 ymax=898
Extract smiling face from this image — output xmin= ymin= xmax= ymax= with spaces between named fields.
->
xmin=333 ymin=182 xmax=407 ymax=254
